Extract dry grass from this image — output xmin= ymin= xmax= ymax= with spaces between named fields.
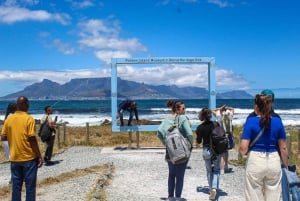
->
xmin=0 ymin=123 xmax=300 ymax=200
xmin=0 ymin=163 xmax=113 ymax=200
xmin=0 ymin=120 xmax=163 ymax=162
xmin=1 ymin=123 xmax=300 ymax=173
xmin=231 ymin=126 xmax=300 ymax=175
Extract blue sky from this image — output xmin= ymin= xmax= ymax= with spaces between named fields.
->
xmin=0 ymin=0 xmax=300 ymax=98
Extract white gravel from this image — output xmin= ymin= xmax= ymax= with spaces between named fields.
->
xmin=0 ymin=146 xmax=245 ymax=201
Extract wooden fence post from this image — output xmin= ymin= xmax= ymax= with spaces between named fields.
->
xmin=286 ymin=133 xmax=292 ymax=165
xmin=136 ymin=131 xmax=140 ymax=149
xmin=63 ymin=123 xmax=66 ymax=143
xmin=237 ymin=132 xmax=242 ymax=160
xmin=128 ymin=131 xmax=132 ymax=148
xmin=57 ymin=125 xmax=60 ymax=148
xmin=298 ymin=129 xmax=300 ymax=152
xmin=86 ymin=122 xmax=89 ymax=143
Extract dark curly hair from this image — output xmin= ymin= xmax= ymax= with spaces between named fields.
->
xmin=198 ymin=107 xmax=212 ymax=122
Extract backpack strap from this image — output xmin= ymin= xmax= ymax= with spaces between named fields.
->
xmin=175 ymin=114 xmax=184 ymax=126
xmin=209 ymin=121 xmax=217 ymax=144
xmin=42 ymin=115 xmax=49 ymax=125
xmin=209 ymin=121 xmax=217 ymax=160
xmin=175 ymin=115 xmax=186 ymax=137
xmin=249 ymin=127 xmax=265 ymax=149
xmin=175 ymin=115 xmax=179 ymax=127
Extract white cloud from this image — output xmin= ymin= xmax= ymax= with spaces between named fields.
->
xmin=0 ymin=69 xmax=109 ymax=84
xmin=38 ymin=32 xmax=75 ymax=54
xmin=78 ymin=18 xmax=120 ymax=37
xmin=95 ymin=50 xmax=131 ymax=64
xmin=70 ymin=0 xmax=95 ymax=8
xmin=119 ymin=64 xmax=201 ymax=87
xmin=216 ymin=69 xmax=248 ymax=89
xmin=0 ymin=5 xmax=71 ymax=24
xmin=207 ymin=0 xmax=231 ymax=8
xmin=78 ymin=19 xmax=147 ymax=53
xmin=51 ymin=39 xmax=75 ymax=55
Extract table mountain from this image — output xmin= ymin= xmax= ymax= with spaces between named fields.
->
xmin=0 ymin=77 xmax=252 ymax=100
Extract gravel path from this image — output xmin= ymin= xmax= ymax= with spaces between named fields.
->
xmin=0 ymin=146 xmax=245 ymax=201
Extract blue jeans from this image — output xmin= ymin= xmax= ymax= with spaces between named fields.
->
xmin=203 ymin=147 xmax=221 ymax=190
xmin=282 ymin=167 xmax=291 ymax=201
xmin=11 ymin=159 xmax=38 ymax=201
xmin=119 ymin=110 xmax=134 ymax=126
xmin=282 ymin=166 xmax=300 ymax=201
xmin=167 ymin=160 xmax=188 ymax=198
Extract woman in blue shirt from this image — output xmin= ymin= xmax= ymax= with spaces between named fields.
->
xmin=239 ymin=94 xmax=288 ymax=201
xmin=157 ymin=100 xmax=193 ymax=200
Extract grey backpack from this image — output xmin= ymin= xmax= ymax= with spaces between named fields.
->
xmin=165 ymin=116 xmax=191 ymax=164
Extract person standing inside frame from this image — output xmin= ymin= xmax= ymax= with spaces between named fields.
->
xmin=239 ymin=94 xmax=288 ymax=201
xmin=1 ymin=96 xmax=43 ymax=201
xmin=117 ymin=99 xmax=139 ymax=126
xmin=40 ymin=105 xmax=57 ymax=165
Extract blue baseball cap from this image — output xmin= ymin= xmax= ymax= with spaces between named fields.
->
xmin=261 ymin=89 xmax=274 ymax=101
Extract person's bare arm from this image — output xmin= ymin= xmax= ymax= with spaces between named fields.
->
xmin=239 ymin=139 xmax=250 ymax=155
xmin=278 ymin=139 xmax=288 ymax=168
xmin=28 ymin=136 xmax=43 ymax=168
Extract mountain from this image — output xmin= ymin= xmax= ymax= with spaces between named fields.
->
xmin=247 ymin=88 xmax=300 ymax=99
xmin=0 ymin=77 xmax=253 ymax=100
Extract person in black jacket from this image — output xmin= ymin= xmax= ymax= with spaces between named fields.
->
xmin=117 ymin=100 xmax=139 ymax=126
xmin=196 ymin=107 xmax=222 ymax=200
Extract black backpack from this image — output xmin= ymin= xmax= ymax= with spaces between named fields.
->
xmin=210 ymin=121 xmax=229 ymax=157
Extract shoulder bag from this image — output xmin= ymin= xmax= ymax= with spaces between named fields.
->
xmin=246 ymin=127 xmax=265 ymax=155
xmin=38 ymin=116 xmax=53 ymax=142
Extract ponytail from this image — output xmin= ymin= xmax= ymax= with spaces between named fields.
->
xmin=254 ymin=94 xmax=272 ymax=128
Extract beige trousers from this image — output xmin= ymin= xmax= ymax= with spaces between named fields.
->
xmin=245 ymin=151 xmax=282 ymax=201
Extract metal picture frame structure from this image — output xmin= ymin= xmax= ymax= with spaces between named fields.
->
xmin=111 ymin=57 xmax=216 ymax=132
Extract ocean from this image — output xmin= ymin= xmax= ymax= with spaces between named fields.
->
xmin=0 ymin=99 xmax=300 ymax=127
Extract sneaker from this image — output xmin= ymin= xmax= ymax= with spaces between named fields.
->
xmin=224 ymin=164 xmax=229 ymax=169
xmin=224 ymin=167 xmax=231 ymax=173
xmin=44 ymin=161 xmax=55 ymax=166
xmin=209 ymin=188 xmax=217 ymax=200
